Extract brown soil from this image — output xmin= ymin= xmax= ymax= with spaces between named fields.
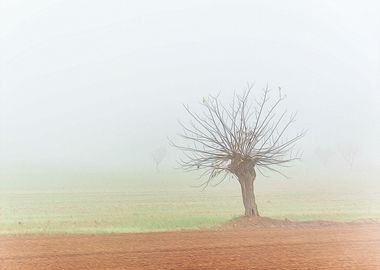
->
xmin=1 ymin=221 xmax=380 ymax=270
xmin=218 ymin=216 xmax=380 ymax=230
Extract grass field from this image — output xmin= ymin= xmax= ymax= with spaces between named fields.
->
xmin=1 ymin=169 xmax=380 ymax=234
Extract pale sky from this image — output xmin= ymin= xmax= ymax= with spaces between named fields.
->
xmin=0 ymin=0 xmax=379 ymax=173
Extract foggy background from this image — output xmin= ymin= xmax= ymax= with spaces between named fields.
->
xmin=1 ymin=1 xmax=379 ymax=187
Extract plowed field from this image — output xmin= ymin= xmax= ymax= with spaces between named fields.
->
xmin=1 ymin=223 xmax=380 ymax=269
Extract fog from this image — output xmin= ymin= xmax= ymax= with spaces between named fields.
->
xmin=1 ymin=0 xmax=379 ymax=182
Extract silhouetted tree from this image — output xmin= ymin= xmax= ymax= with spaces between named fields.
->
xmin=171 ymin=85 xmax=305 ymax=217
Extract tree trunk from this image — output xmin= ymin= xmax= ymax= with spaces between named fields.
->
xmin=238 ymin=173 xmax=259 ymax=217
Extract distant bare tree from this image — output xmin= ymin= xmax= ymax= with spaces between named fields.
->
xmin=314 ymin=147 xmax=334 ymax=166
xmin=152 ymin=147 xmax=167 ymax=172
xmin=171 ymin=85 xmax=305 ymax=217
xmin=338 ymin=144 xmax=358 ymax=169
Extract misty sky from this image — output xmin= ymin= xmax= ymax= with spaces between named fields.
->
xmin=0 ymin=0 xmax=379 ymax=172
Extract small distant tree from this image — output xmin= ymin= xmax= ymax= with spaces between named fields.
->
xmin=171 ymin=85 xmax=305 ymax=217
xmin=338 ymin=144 xmax=358 ymax=169
xmin=152 ymin=147 xmax=167 ymax=172
xmin=314 ymin=147 xmax=334 ymax=166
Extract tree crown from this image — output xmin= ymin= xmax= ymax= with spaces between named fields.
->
xmin=171 ymin=85 xmax=305 ymax=188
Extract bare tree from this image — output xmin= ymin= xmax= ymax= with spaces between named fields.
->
xmin=152 ymin=147 xmax=167 ymax=172
xmin=338 ymin=144 xmax=358 ymax=169
xmin=314 ymin=147 xmax=334 ymax=166
xmin=171 ymin=85 xmax=305 ymax=217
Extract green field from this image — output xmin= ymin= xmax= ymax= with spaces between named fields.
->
xmin=1 ymin=170 xmax=380 ymax=234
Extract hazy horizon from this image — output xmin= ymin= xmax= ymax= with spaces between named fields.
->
xmin=1 ymin=0 xmax=379 ymax=181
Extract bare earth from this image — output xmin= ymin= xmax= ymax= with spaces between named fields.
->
xmin=1 ymin=220 xmax=380 ymax=270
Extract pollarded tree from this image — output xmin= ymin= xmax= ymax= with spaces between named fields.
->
xmin=171 ymin=85 xmax=305 ymax=217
